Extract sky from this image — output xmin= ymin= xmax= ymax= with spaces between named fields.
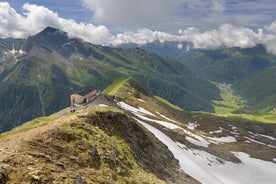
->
xmin=1 ymin=0 xmax=276 ymax=53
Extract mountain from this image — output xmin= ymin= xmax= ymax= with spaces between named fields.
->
xmin=181 ymin=45 xmax=276 ymax=113
xmin=181 ymin=45 xmax=274 ymax=83
xmin=0 ymin=78 xmax=275 ymax=183
xmin=233 ymin=66 xmax=276 ymax=113
xmin=0 ymin=27 xmax=221 ymax=133
xmin=119 ymin=40 xmax=196 ymax=58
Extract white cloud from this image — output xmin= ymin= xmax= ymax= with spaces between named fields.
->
xmin=178 ymin=24 xmax=264 ymax=49
xmin=80 ymin=0 xmax=227 ymax=30
xmin=0 ymin=2 xmax=113 ymax=45
xmin=113 ymin=29 xmax=178 ymax=45
xmin=81 ymin=0 xmax=184 ymax=29
xmin=1 ymin=2 xmax=276 ymax=54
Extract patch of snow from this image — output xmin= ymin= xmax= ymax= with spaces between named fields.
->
xmin=156 ymin=111 xmax=177 ymax=122
xmin=248 ymin=131 xmax=275 ymax=142
xmin=138 ymin=98 xmax=145 ymax=102
xmin=186 ymin=136 xmax=209 ymax=147
xmin=99 ymin=104 xmax=108 ymax=107
xmin=273 ymin=158 xmax=276 ymax=162
xmin=229 ymin=124 xmax=238 ymax=130
xmin=209 ymin=127 xmax=223 ymax=134
xmin=245 ymin=136 xmax=266 ymax=145
xmin=186 ymin=122 xmax=198 ymax=130
xmin=118 ymin=101 xmax=155 ymax=117
xmin=210 ymin=136 xmax=236 ymax=143
xmin=119 ymin=101 xmax=234 ymax=147
xmin=136 ymin=118 xmax=276 ymax=184
xmin=136 ymin=113 xmax=181 ymax=129
xmin=256 ymin=133 xmax=276 ymax=141
xmin=137 ymin=106 xmax=156 ymax=116
xmin=230 ymin=131 xmax=239 ymax=135
xmin=245 ymin=136 xmax=276 ymax=148
xmin=139 ymin=113 xmax=210 ymax=146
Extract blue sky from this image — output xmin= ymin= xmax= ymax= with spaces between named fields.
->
xmin=1 ymin=0 xmax=276 ymax=53
xmin=7 ymin=0 xmax=90 ymax=23
xmin=6 ymin=0 xmax=276 ymax=32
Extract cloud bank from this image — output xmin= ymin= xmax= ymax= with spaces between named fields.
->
xmin=1 ymin=2 xmax=276 ymax=54
xmin=81 ymin=0 xmax=226 ymax=30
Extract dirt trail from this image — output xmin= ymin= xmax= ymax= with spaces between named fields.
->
xmin=0 ymin=94 xmax=105 ymax=162
xmin=0 ymin=112 xmax=77 ymax=162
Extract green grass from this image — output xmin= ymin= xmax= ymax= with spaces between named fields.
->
xmin=0 ymin=116 xmax=57 ymax=139
xmin=217 ymin=112 xmax=276 ymax=124
xmin=103 ymin=78 xmax=129 ymax=95
xmin=212 ymin=82 xmax=245 ymax=114
xmin=211 ymin=82 xmax=276 ymax=123
xmin=154 ymin=96 xmax=184 ymax=111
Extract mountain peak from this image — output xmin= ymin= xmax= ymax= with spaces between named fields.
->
xmin=35 ymin=26 xmax=68 ymax=39
xmin=24 ymin=27 xmax=79 ymax=57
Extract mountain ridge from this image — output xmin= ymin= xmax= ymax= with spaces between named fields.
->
xmin=1 ymin=78 xmax=275 ymax=183
xmin=0 ymin=27 xmax=220 ymax=133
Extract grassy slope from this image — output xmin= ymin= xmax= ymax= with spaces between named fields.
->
xmin=212 ymin=82 xmax=276 ymax=123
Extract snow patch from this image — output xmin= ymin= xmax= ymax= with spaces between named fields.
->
xmin=138 ymin=98 xmax=145 ymax=102
xmin=156 ymin=111 xmax=177 ymax=122
xmin=117 ymin=101 xmax=155 ymax=117
xmin=136 ymin=118 xmax=276 ymax=184
xmin=186 ymin=122 xmax=198 ymax=130
xmin=211 ymin=136 xmax=236 ymax=143
xmin=99 ymin=104 xmax=108 ymax=107
xmin=119 ymin=101 xmax=236 ymax=147
xmin=245 ymin=136 xmax=276 ymax=148
xmin=209 ymin=127 xmax=223 ymax=134
xmin=248 ymin=131 xmax=276 ymax=141
xmin=255 ymin=133 xmax=276 ymax=141
xmin=186 ymin=136 xmax=209 ymax=147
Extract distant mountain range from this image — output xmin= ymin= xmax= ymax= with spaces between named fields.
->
xmin=118 ymin=41 xmax=196 ymax=58
xmin=128 ymin=41 xmax=276 ymax=114
xmin=0 ymin=27 xmax=220 ymax=133
xmin=180 ymin=45 xmax=276 ymax=113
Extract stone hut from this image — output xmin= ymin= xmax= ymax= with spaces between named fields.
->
xmin=71 ymin=88 xmax=97 ymax=107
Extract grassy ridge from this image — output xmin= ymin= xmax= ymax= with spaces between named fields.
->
xmin=103 ymin=78 xmax=129 ymax=95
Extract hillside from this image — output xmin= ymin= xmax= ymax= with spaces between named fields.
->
xmin=1 ymin=78 xmax=275 ymax=183
xmin=0 ymin=27 xmax=221 ymax=133
xmin=181 ymin=45 xmax=276 ymax=113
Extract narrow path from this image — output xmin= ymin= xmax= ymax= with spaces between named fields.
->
xmin=0 ymin=113 xmax=77 ymax=162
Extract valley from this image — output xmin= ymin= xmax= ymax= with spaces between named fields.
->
xmin=211 ymin=82 xmax=276 ymax=123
